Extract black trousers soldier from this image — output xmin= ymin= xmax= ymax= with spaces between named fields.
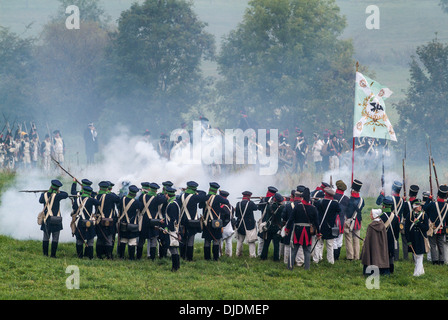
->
xmin=39 ymin=180 xmax=68 ymax=258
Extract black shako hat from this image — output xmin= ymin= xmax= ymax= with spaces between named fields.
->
xmin=351 ymin=179 xmax=363 ymax=192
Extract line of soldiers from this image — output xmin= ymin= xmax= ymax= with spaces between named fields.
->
xmin=38 ymin=175 xmax=448 ymax=275
xmin=0 ymin=125 xmax=64 ymax=172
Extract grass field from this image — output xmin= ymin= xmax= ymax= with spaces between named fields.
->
xmin=1 ymin=190 xmax=448 ymax=301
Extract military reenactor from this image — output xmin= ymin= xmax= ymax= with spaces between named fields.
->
xmin=313 ymin=185 xmax=341 ymax=264
xmin=376 ymin=180 xmax=404 ymax=260
xmin=30 ymin=134 xmax=39 ymax=168
xmin=117 ymin=185 xmax=143 ymax=260
xmin=200 ymin=182 xmax=230 ymax=261
xmin=333 ymin=180 xmax=349 ymax=260
xmin=379 ymin=196 xmax=400 ymax=274
xmin=219 ymin=190 xmax=235 ymax=257
xmin=257 ymin=186 xmax=278 ymax=256
xmin=72 ymin=185 xmax=100 ymax=259
xmin=20 ymin=134 xmax=31 ymax=169
xmin=401 ymin=185 xmax=420 ymax=260
xmin=344 ymin=179 xmax=364 ymax=261
xmin=164 ymin=186 xmax=182 ymax=271
xmin=38 ymin=180 xmax=68 ymax=257
xmin=95 ymin=181 xmax=120 ymax=259
xmin=137 ymin=182 xmax=166 ymax=260
xmin=423 ymin=185 xmax=448 ymax=265
xmin=157 ymin=181 xmax=175 ymax=259
xmin=41 ymin=134 xmax=52 ymax=172
xmin=260 ymin=193 xmax=284 ymax=261
xmin=52 ymin=130 xmax=64 ymax=165
xmin=294 ymin=129 xmax=308 ymax=173
xmin=235 ymin=191 xmax=259 ymax=258
xmin=285 ymin=187 xmax=319 ymax=270
xmin=405 ymin=200 xmax=430 ymax=276
xmin=280 ymin=189 xmax=296 ymax=265
xmin=178 ymin=181 xmax=207 ymax=261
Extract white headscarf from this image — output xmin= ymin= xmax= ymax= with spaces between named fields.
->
xmin=371 ymin=209 xmax=382 ymax=221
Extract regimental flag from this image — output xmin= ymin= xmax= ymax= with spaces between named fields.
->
xmin=353 ymin=72 xmax=397 ymax=141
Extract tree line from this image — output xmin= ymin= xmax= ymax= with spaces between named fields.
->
xmin=0 ymin=0 xmax=447 ymax=160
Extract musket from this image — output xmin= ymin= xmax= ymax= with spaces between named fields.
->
xmin=330 ymin=175 xmax=334 ymax=189
xmin=51 ymin=155 xmax=82 ymax=186
xmin=381 ymin=150 xmax=385 ymax=190
xmin=402 ymin=140 xmax=407 ymax=200
xmin=426 ymin=141 xmax=433 ymax=197
xmin=429 ymin=140 xmax=440 ymax=190
xmin=157 ymin=226 xmax=184 ymax=244
xmin=19 ymin=189 xmax=80 ymax=198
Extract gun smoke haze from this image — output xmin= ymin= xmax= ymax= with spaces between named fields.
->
xmin=0 ymin=126 xmax=431 ymax=242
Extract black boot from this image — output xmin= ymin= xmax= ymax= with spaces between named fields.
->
xmin=186 ymin=246 xmax=194 ymax=261
xmin=118 ymin=243 xmax=126 ymax=259
xmin=50 ymin=241 xmax=58 ymax=258
xmin=76 ymin=244 xmax=84 ymax=258
xmin=96 ymin=244 xmax=104 ymax=259
xmin=42 ymin=241 xmax=49 ymax=257
xmin=212 ymin=245 xmax=220 ymax=261
xmin=86 ymin=246 xmax=94 ymax=260
xmin=180 ymin=243 xmax=186 ymax=259
xmin=149 ymin=247 xmax=156 ymax=261
xmin=129 ymin=245 xmax=136 ymax=260
xmin=106 ymin=246 xmax=113 ymax=259
xmin=171 ymin=254 xmax=179 ymax=271
xmin=136 ymin=246 xmax=143 ymax=260
xmin=204 ymin=245 xmax=211 ymax=260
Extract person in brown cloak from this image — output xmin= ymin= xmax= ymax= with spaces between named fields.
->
xmin=361 ymin=209 xmax=390 ymax=275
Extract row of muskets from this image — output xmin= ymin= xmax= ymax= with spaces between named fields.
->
xmin=388 ymin=139 xmax=440 ymax=199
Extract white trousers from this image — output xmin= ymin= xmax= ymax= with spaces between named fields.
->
xmin=413 ymin=254 xmax=425 ymax=276
xmin=236 ymin=233 xmax=256 ymax=258
xmin=312 ymin=238 xmax=335 ymax=264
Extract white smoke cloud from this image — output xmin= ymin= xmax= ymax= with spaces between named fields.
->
xmin=0 ymin=126 xmax=419 ymax=242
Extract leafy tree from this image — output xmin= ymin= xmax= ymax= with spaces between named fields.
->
xmin=101 ymin=0 xmax=215 ymax=135
xmin=394 ymin=37 xmax=448 ymax=159
xmin=35 ymin=21 xmax=110 ymax=133
xmin=0 ymin=27 xmax=36 ymax=123
xmin=440 ymin=0 xmax=448 ymax=13
xmin=216 ymin=0 xmax=355 ymax=138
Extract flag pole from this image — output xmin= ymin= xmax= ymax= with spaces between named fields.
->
xmin=352 ymin=62 xmax=359 ymax=185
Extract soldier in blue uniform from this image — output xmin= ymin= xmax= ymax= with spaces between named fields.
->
xmin=285 ymin=186 xmax=319 ymax=270
xmin=401 ymin=185 xmax=420 ymax=260
xmin=314 ymin=186 xmax=341 ymax=264
xmin=95 ymin=181 xmax=120 ymax=259
xmin=137 ymin=182 xmax=166 ymax=260
xmin=164 ymin=186 xmax=182 ymax=271
xmin=200 ymin=182 xmax=230 ymax=261
xmin=257 ymin=186 xmax=278 ymax=256
xmin=235 ymin=191 xmax=259 ymax=258
xmin=333 ymin=180 xmax=349 ymax=260
xmin=379 ymin=196 xmax=400 ymax=274
xmin=376 ymin=181 xmax=404 ymax=260
xmin=158 ymin=181 xmax=174 ymax=259
xmin=260 ymin=193 xmax=284 ymax=261
xmin=405 ymin=200 xmax=429 ymax=276
xmin=117 ymin=185 xmax=143 ymax=260
xmin=72 ymin=186 xmax=100 ymax=259
xmin=423 ymin=185 xmax=448 ymax=265
xmin=178 ymin=181 xmax=207 ymax=261
xmin=39 ymin=180 xmax=68 ymax=257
